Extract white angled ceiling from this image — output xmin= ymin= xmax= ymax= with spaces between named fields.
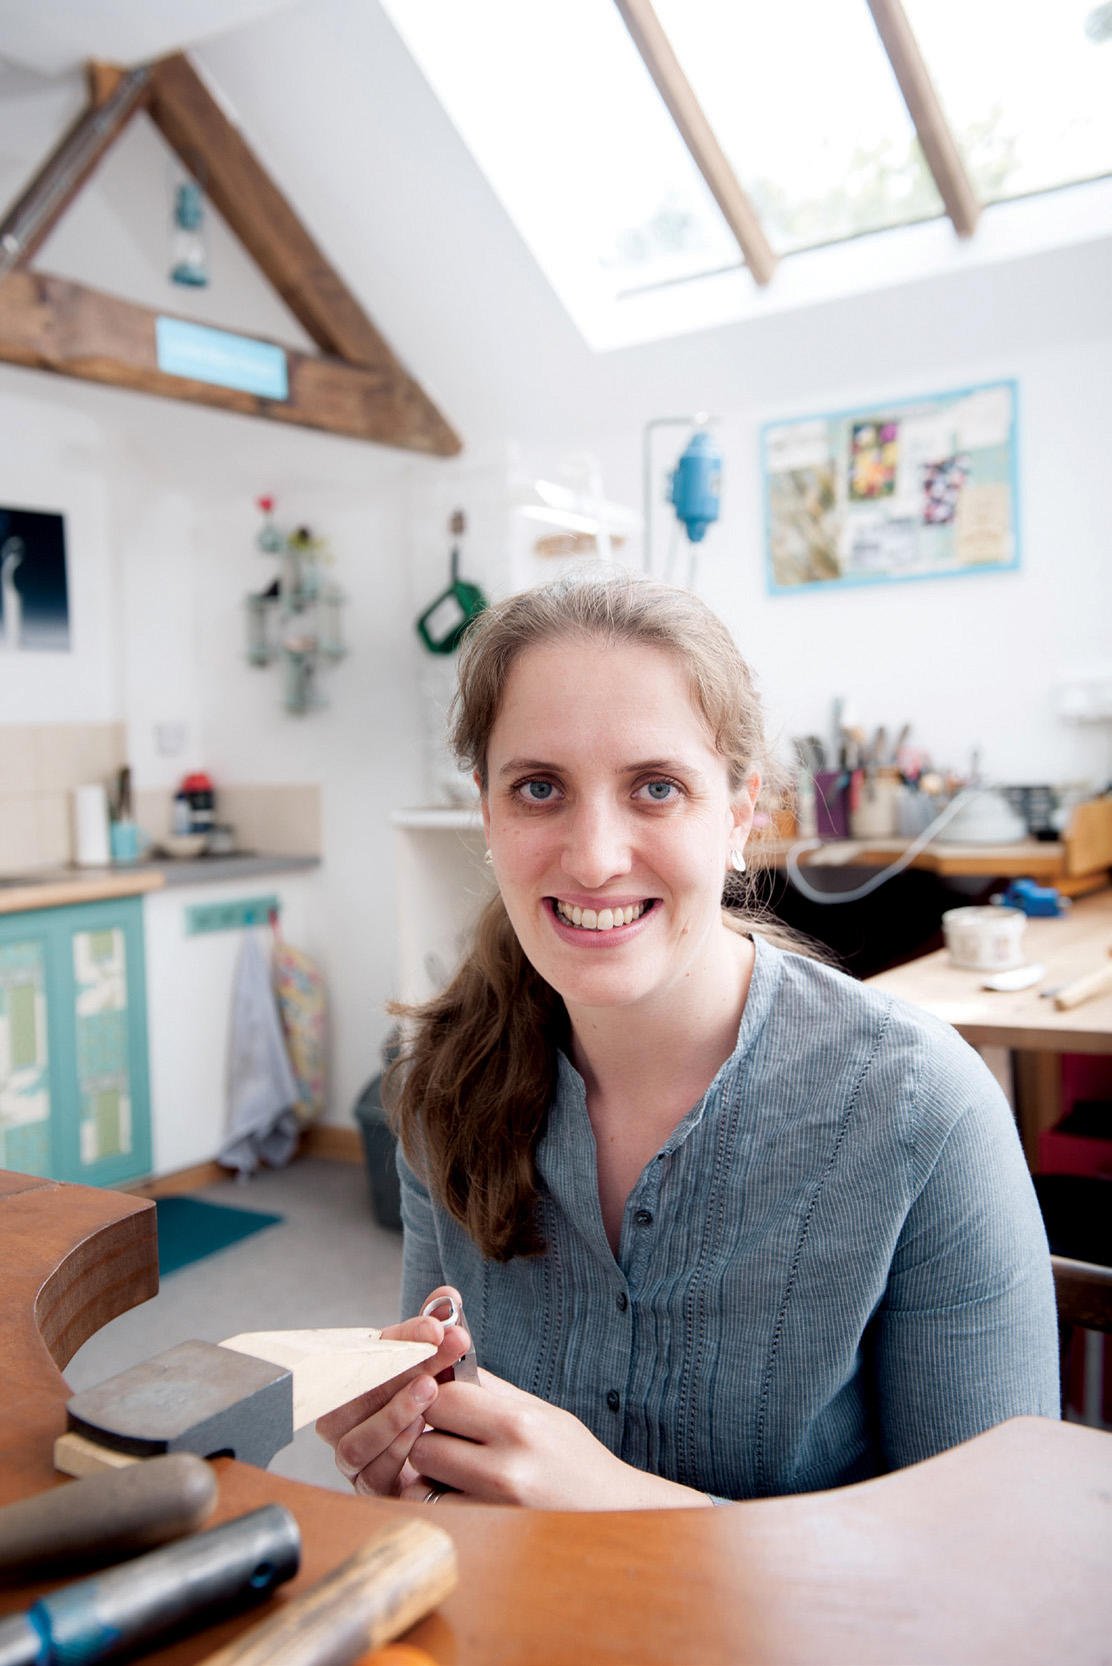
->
xmin=0 ymin=0 xmax=301 ymax=76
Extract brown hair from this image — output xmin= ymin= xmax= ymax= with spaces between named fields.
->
xmin=389 ymin=572 xmax=787 ymax=1262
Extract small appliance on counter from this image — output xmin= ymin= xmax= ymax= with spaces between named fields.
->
xmin=178 ymin=772 xmax=215 ymax=832
xmin=160 ymin=773 xmax=236 ymax=859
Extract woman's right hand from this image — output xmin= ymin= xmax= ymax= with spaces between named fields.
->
xmin=315 ymin=1286 xmax=471 ymax=1497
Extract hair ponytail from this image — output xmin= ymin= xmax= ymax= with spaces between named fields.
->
xmin=388 ymin=892 xmax=567 ymax=1261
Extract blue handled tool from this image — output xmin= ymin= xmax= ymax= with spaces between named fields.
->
xmin=0 ymin=1504 xmax=299 ymax=1665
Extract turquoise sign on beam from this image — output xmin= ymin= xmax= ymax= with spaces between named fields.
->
xmin=155 ymin=317 xmax=289 ymax=400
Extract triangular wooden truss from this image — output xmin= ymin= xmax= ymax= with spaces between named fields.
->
xmin=0 ymin=55 xmax=460 ymax=455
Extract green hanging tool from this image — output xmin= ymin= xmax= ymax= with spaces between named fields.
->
xmin=416 ymin=510 xmax=487 ymax=655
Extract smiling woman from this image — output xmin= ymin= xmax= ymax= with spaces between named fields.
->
xmin=316 ymin=573 xmax=1059 ymax=1512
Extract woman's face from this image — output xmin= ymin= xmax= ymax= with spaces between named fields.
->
xmin=480 ymin=637 xmax=757 ymax=1021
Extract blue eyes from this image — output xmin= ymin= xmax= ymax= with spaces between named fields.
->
xmin=513 ymin=778 xmax=680 ymax=804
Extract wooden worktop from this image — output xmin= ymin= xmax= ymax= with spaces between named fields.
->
xmin=866 ymin=887 xmax=1112 ymax=1053
xmin=0 ymin=856 xmax=321 ymax=915
xmin=0 ymin=866 xmax=166 ymax=914
xmin=2 ymin=1171 xmax=1111 ymax=1664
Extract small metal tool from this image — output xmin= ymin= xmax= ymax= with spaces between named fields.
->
xmin=421 ymin=1294 xmax=480 ymax=1384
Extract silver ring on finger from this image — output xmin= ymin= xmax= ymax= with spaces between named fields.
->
xmin=423 ymin=1485 xmax=444 ymax=1504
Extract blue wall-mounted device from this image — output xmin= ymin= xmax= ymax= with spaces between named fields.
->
xmin=643 ymin=416 xmax=722 ymax=587
xmin=668 ymin=430 xmax=722 ymax=544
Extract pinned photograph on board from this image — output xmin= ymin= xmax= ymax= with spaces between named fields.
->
xmin=767 ymin=463 xmax=839 ymax=587
xmin=0 ymin=507 xmax=70 ymax=652
xmin=848 ymin=420 xmax=899 ymax=501
xmin=921 ymin=455 xmax=969 ymax=526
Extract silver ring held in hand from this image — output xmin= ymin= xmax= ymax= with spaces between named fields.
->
xmin=422 ymin=1294 xmax=460 ymax=1327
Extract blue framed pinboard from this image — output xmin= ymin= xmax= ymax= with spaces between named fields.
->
xmin=0 ymin=896 xmax=151 ymax=1187
xmin=762 ymin=379 xmax=1020 ymax=594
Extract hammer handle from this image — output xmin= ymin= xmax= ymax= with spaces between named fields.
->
xmin=201 ymin=1519 xmax=457 ymax=1666
xmin=0 ymin=1454 xmax=216 ymax=1574
xmin=1053 ymin=959 xmax=1112 ymax=1011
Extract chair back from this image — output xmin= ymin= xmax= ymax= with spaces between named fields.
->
xmin=1052 ymin=1254 xmax=1112 ymax=1335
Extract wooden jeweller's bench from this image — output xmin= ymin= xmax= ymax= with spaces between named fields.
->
xmin=2 ymin=1171 xmax=1111 ymax=1664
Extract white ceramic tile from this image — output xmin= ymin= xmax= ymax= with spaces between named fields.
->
xmin=0 ymin=794 xmax=41 ymax=870
xmin=216 ymin=785 xmax=321 ymax=856
xmin=209 ymin=786 xmax=259 ymax=852
xmin=32 ymin=725 xmax=80 ymax=792
xmin=35 ymin=792 xmax=72 ymax=866
xmin=134 ymin=788 xmax=171 ymax=843
xmin=261 ymin=785 xmax=321 ymax=856
xmin=79 ymin=725 xmax=128 ymax=792
xmin=0 ymin=727 xmax=36 ymax=795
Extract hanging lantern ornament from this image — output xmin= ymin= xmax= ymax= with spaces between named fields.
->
xmin=170 ymin=179 xmax=209 ymax=287
xmin=245 ymin=497 xmax=347 ymax=714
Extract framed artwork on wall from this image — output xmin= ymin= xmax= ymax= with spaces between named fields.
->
xmin=0 ymin=506 xmax=70 ymax=652
xmin=762 ymin=380 xmax=1019 ymax=594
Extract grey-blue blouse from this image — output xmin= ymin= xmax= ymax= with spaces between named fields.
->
xmin=398 ymin=935 xmax=1059 ymax=1501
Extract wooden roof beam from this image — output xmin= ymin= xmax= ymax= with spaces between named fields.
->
xmin=0 ymin=66 xmax=151 ymax=280
xmin=144 ymin=52 xmax=460 ymax=455
xmin=612 ymin=0 xmax=778 ymax=286
xmin=0 ymin=269 xmax=454 ymax=452
xmin=866 ymin=0 xmax=980 ymax=237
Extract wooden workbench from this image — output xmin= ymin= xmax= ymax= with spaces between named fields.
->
xmin=2 ymin=1171 xmax=1110 ymax=1664
xmin=751 ymin=796 xmax=1112 ymax=896
xmin=866 ymin=888 xmax=1112 ymax=1165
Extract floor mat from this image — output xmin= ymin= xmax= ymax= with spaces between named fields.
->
xmin=156 ymin=1195 xmax=283 ymax=1275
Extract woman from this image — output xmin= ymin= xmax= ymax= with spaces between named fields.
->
xmin=319 ymin=574 xmax=1057 ymax=1508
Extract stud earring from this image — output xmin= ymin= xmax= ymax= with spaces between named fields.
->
xmin=730 ymin=848 xmax=746 ymax=874
xmin=484 ymin=848 xmax=493 ymax=866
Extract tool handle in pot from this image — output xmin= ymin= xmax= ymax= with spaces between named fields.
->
xmin=201 ymin=1519 xmax=457 ymax=1666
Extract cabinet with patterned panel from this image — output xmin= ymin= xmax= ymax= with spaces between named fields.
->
xmin=0 ymin=896 xmax=151 ymax=1186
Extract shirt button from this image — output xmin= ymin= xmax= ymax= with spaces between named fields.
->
xmin=616 ymin=1291 xmax=628 ymax=1312
xmin=634 ymin=1209 xmax=653 ymax=1227
xmin=606 ymin=1389 xmax=621 ymax=1412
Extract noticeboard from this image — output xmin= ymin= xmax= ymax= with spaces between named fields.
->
xmin=762 ymin=380 xmax=1019 ymax=593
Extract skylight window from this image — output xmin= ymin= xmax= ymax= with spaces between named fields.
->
xmin=381 ymin=0 xmax=1112 ymax=350
xmin=379 ymin=0 xmax=741 ymax=328
xmin=650 ymin=0 xmax=945 ymax=255
xmin=903 ymin=0 xmax=1112 ymax=205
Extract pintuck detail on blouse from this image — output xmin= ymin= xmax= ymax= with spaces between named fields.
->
xmin=399 ymin=935 xmax=1059 ymax=1502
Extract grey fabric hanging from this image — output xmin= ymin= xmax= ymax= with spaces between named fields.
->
xmin=220 ymin=931 xmax=298 ymax=1176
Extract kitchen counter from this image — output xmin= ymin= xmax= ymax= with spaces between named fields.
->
xmin=0 ymin=854 xmax=320 ymax=915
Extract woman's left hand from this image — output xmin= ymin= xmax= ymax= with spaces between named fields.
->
xmin=399 ymin=1370 xmax=712 ymax=1510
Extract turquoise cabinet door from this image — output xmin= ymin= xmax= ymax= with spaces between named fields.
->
xmin=0 ymin=897 xmax=152 ymax=1187
xmin=0 ymin=917 xmax=56 ymax=1178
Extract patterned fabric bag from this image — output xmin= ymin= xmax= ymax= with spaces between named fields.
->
xmin=271 ymin=928 xmax=327 ymax=1125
